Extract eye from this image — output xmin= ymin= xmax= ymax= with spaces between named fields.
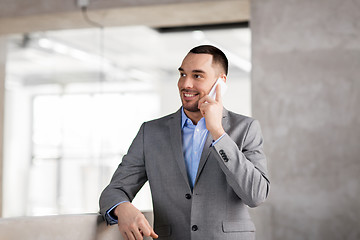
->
xmin=180 ymin=72 xmax=186 ymax=77
xmin=194 ymin=74 xmax=201 ymax=79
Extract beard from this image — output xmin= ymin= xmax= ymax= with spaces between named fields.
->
xmin=183 ymin=102 xmax=200 ymax=112
xmin=181 ymin=98 xmax=200 ymax=112
xmin=180 ymin=89 xmax=202 ymax=112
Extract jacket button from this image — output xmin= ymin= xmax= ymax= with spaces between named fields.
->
xmin=192 ymin=225 xmax=198 ymax=231
xmin=185 ymin=193 xmax=191 ymax=199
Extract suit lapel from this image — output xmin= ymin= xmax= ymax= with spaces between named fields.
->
xmin=194 ymin=109 xmax=230 ymax=186
xmin=194 ymin=134 xmax=212 ymax=184
xmin=168 ymin=109 xmax=191 ymax=190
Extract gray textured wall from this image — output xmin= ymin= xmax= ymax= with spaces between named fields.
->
xmin=251 ymin=0 xmax=360 ymax=239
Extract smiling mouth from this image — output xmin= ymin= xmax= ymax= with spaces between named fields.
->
xmin=182 ymin=90 xmax=199 ymax=100
xmin=184 ymin=93 xmax=197 ymax=97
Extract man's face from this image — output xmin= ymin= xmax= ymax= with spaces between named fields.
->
xmin=178 ymin=53 xmax=219 ymax=112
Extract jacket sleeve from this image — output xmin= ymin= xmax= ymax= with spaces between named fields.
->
xmin=99 ymin=123 xmax=147 ymax=222
xmin=212 ymin=119 xmax=270 ymax=207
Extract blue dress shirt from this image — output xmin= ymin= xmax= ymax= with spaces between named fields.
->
xmin=181 ymin=108 xmax=209 ymax=189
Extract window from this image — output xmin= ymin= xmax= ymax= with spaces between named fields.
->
xmin=28 ymin=93 xmax=159 ymax=215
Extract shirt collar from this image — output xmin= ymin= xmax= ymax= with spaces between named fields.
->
xmin=181 ymin=107 xmax=189 ymax=129
xmin=181 ymin=107 xmax=207 ymax=129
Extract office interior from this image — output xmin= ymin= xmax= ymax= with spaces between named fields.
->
xmin=0 ymin=0 xmax=360 ymax=240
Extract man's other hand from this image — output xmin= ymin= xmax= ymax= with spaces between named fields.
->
xmin=114 ymin=202 xmax=158 ymax=240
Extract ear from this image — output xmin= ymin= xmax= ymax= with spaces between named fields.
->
xmin=219 ymin=74 xmax=227 ymax=83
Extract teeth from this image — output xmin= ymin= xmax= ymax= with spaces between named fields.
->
xmin=184 ymin=93 xmax=196 ymax=97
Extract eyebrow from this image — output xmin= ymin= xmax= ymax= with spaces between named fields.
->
xmin=178 ymin=67 xmax=206 ymax=74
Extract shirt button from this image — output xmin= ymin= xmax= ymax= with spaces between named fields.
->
xmin=185 ymin=193 xmax=191 ymax=199
xmin=192 ymin=225 xmax=198 ymax=231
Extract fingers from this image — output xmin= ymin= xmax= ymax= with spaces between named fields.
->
xmin=138 ymin=221 xmax=151 ymax=236
xmin=142 ymin=217 xmax=158 ymax=238
xmin=119 ymin=215 xmax=157 ymax=240
xmin=116 ymin=203 xmax=157 ymax=240
xmin=120 ymin=231 xmax=128 ymax=240
xmin=198 ymin=95 xmax=213 ymax=106
xmin=121 ymin=231 xmax=135 ymax=240
xmin=198 ymin=95 xmax=216 ymax=114
xmin=138 ymin=221 xmax=158 ymax=239
xmin=120 ymin=228 xmax=143 ymax=240
xmin=131 ymin=227 xmax=143 ymax=240
xmin=120 ymin=228 xmax=136 ymax=240
xmin=150 ymin=229 xmax=159 ymax=239
xmin=199 ymin=83 xmax=222 ymax=108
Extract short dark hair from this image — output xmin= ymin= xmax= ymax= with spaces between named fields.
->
xmin=189 ymin=45 xmax=228 ymax=75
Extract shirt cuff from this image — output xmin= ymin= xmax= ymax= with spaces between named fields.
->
xmin=211 ymin=132 xmax=226 ymax=146
xmin=105 ymin=201 xmax=129 ymax=225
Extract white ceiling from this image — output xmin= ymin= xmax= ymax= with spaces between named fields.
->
xmin=6 ymin=25 xmax=250 ymax=88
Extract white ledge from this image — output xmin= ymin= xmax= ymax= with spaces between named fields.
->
xmin=0 ymin=212 xmax=153 ymax=240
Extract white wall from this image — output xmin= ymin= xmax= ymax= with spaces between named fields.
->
xmin=3 ymin=88 xmax=32 ymax=217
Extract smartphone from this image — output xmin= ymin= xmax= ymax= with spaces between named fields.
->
xmin=208 ymin=78 xmax=227 ymax=100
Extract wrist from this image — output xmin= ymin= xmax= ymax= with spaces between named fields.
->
xmin=114 ymin=201 xmax=129 ymax=217
xmin=210 ymin=127 xmax=225 ymax=140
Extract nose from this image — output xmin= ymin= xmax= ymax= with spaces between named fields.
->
xmin=180 ymin=76 xmax=194 ymax=89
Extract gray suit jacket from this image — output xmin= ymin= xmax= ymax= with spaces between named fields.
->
xmin=99 ymin=108 xmax=270 ymax=240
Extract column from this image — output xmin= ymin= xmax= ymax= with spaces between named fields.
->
xmin=251 ymin=0 xmax=360 ymax=239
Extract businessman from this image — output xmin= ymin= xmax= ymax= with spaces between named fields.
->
xmin=99 ymin=45 xmax=270 ymax=240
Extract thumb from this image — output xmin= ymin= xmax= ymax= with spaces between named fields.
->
xmin=215 ymin=83 xmax=222 ymax=102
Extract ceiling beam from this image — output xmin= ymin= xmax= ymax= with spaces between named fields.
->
xmin=0 ymin=0 xmax=249 ymax=35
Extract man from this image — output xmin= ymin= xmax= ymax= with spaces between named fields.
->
xmin=99 ymin=45 xmax=270 ymax=240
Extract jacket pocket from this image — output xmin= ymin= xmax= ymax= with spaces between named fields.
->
xmin=222 ymin=220 xmax=256 ymax=232
xmin=155 ymin=225 xmax=171 ymax=237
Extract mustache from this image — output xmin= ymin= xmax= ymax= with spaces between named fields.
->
xmin=181 ymin=89 xmax=199 ymax=94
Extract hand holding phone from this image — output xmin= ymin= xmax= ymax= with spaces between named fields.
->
xmin=208 ymin=78 xmax=227 ymax=100
xmin=200 ymin=77 xmax=227 ymax=140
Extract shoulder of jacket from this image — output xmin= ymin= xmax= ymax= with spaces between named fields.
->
xmin=225 ymin=109 xmax=255 ymax=124
xmin=144 ymin=109 xmax=180 ymax=125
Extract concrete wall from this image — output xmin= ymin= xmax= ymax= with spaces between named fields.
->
xmin=251 ymin=0 xmax=360 ymax=239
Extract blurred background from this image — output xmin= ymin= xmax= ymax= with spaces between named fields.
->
xmin=0 ymin=0 xmax=359 ymax=240
xmin=3 ymin=25 xmax=251 ymax=217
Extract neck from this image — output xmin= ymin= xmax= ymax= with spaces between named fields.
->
xmin=184 ymin=109 xmax=202 ymax=125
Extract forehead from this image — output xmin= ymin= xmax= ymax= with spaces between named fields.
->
xmin=179 ymin=53 xmax=214 ymax=72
